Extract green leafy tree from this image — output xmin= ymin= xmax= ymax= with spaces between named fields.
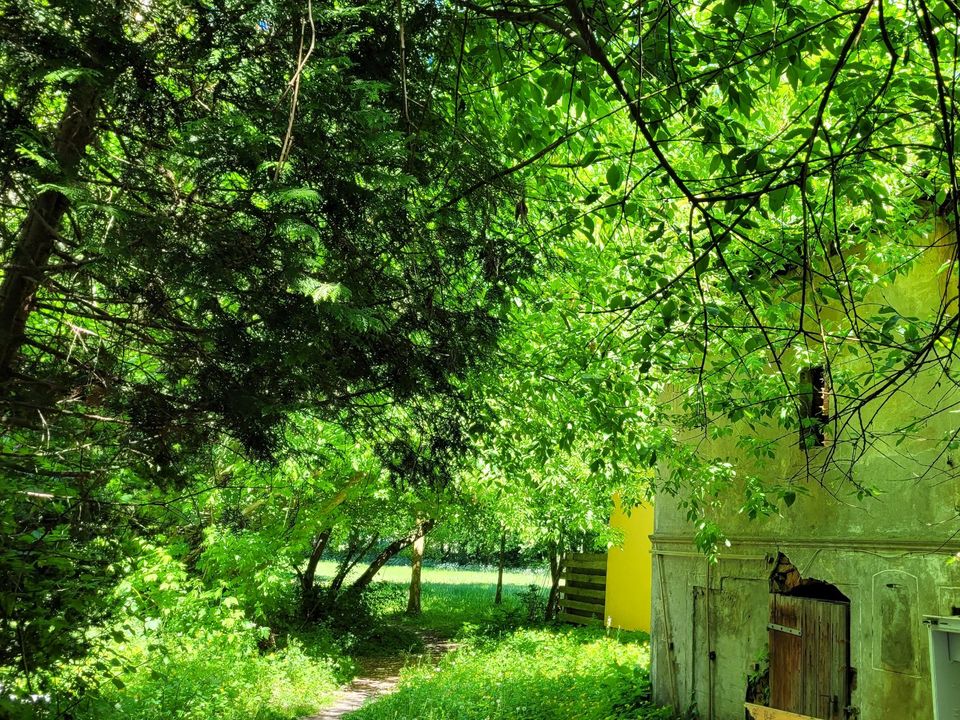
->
xmin=452 ymin=0 xmax=960 ymax=547
xmin=0 ymin=0 xmax=531 ymax=690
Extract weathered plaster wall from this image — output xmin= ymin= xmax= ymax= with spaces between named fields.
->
xmin=651 ymin=538 xmax=960 ymax=718
xmin=605 ymin=497 xmax=654 ymax=632
xmin=651 ymin=224 xmax=960 ymax=719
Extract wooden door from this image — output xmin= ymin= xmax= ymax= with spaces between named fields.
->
xmin=769 ymin=594 xmax=850 ymax=720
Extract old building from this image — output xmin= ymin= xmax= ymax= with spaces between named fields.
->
xmin=648 ymin=222 xmax=960 ymax=719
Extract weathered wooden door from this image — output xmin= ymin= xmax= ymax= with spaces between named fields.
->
xmin=769 ymin=594 xmax=850 ymax=720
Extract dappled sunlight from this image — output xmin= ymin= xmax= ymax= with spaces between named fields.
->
xmin=4 ymin=0 xmax=955 ymax=718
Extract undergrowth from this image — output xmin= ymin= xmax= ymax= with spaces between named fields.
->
xmin=350 ymin=626 xmax=674 ymax=720
xmin=2 ymin=543 xmax=351 ymax=720
xmin=3 ymin=552 xmax=666 ymax=720
xmin=2 ymin=550 xmax=548 ymax=720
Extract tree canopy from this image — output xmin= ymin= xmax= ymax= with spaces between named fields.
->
xmin=2 ymin=0 xmax=960 ymax=712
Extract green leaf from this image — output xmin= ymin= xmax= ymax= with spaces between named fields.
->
xmin=768 ymin=186 xmax=790 ymax=213
xmin=745 ymin=334 xmax=766 ymax=352
xmin=42 ymin=67 xmax=101 ymax=85
xmin=581 ymin=149 xmax=601 ymax=166
xmin=661 ymin=297 xmax=678 ymax=321
xmin=606 ymin=164 xmax=624 ymax=191
xmin=273 ymin=187 xmax=320 ymax=207
xmin=577 ymin=81 xmax=591 ymax=110
xmin=545 ymin=73 xmax=566 ymax=106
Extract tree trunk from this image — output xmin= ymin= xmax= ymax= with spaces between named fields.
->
xmin=0 ymin=81 xmax=100 ymax=381
xmin=406 ymin=532 xmax=425 ymax=615
xmin=545 ymin=542 xmax=563 ymax=621
xmin=494 ymin=531 xmax=506 ymax=605
xmin=299 ymin=527 xmax=332 ymax=618
xmin=329 ymin=533 xmax=378 ymax=596
xmin=350 ymin=519 xmax=435 ymax=593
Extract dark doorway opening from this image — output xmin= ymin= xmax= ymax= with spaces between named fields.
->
xmin=747 ymin=554 xmax=852 ymax=720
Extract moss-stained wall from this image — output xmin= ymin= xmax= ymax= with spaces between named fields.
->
xmin=605 ymin=496 xmax=654 ymax=632
xmin=651 ymin=222 xmax=960 ymax=719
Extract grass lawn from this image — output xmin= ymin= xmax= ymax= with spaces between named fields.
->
xmin=311 ymin=560 xmax=548 ymax=588
xmin=312 ymin=561 xmax=550 ymax=637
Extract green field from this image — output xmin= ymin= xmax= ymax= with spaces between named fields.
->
xmin=313 ymin=561 xmax=550 ymax=637
xmin=312 ymin=560 xmax=548 ymax=588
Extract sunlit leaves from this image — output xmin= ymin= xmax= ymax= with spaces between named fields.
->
xmin=457 ymin=0 xmax=960 ymax=556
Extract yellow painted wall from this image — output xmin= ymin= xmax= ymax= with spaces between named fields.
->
xmin=604 ymin=497 xmax=654 ymax=632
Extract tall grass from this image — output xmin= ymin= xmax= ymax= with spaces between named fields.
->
xmin=349 ymin=627 xmax=673 ymax=720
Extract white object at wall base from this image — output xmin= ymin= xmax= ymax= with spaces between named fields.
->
xmin=924 ymin=615 xmax=960 ymax=720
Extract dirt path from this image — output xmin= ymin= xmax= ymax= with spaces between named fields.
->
xmin=309 ymin=635 xmax=458 ymax=720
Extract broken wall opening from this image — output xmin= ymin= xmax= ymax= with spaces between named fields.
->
xmin=746 ymin=553 xmax=851 ymax=720
xmin=769 ymin=552 xmax=849 ymax=601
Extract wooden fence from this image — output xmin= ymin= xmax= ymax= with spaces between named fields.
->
xmin=557 ymin=552 xmax=607 ymax=626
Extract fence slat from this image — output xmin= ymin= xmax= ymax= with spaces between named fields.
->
xmin=558 ymin=611 xmax=604 ymax=627
xmin=563 ymin=558 xmax=608 ymax=571
xmin=558 ymin=598 xmax=605 ymax=614
xmin=560 ymin=586 xmax=605 ymax=601
xmin=567 ymin=552 xmax=607 ymax=562
xmin=563 ymin=572 xmax=607 ymax=587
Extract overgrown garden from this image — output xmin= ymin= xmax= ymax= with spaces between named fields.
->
xmin=2 ymin=0 xmax=959 ymax=717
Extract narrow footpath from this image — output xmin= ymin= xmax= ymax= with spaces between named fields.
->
xmin=309 ymin=634 xmax=458 ymax=720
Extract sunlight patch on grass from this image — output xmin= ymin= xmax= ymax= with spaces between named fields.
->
xmin=314 ymin=562 xmax=552 ymax=637
xmin=311 ymin=560 xmax=548 ymax=587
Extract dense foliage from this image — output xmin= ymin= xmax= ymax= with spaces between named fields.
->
xmin=60 ymin=543 xmax=349 ymax=720
xmin=0 ymin=0 xmax=530 ymax=690
xmin=3 ymin=0 xmax=960 ymax=715
xmin=459 ymin=0 xmax=960 ymax=547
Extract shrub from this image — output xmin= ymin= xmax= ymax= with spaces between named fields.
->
xmin=80 ymin=635 xmax=342 ymax=720
xmin=517 ymin=584 xmax=547 ymax=624
xmin=16 ymin=542 xmax=349 ymax=720
xmin=195 ymin=527 xmax=298 ymax=626
xmin=317 ymin=583 xmax=422 ymax=656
